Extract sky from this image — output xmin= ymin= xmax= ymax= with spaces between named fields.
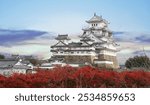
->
xmin=1 ymin=0 xmax=150 ymax=33
xmin=0 ymin=0 xmax=150 ymax=64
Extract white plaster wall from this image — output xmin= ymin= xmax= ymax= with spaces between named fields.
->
xmin=94 ymin=61 xmax=113 ymax=64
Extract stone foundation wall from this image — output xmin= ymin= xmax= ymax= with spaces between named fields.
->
xmin=95 ymin=63 xmax=113 ymax=68
xmin=64 ymin=55 xmax=94 ymax=64
xmin=53 ymin=54 xmax=118 ymax=69
xmin=97 ymin=54 xmax=118 ymax=68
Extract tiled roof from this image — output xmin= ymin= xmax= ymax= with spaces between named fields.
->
xmin=49 ymin=56 xmax=64 ymax=61
xmin=80 ymin=36 xmax=94 ymax=42
xmin=0 ymin=60 xmax=17 ymax=68
xmin=13 ymin=65 xmax=31 ymax=69
xmin=86 ymin=13 xmax=108 ymax=24
xmin=86 ymin=13 xmax=103 ymax=22
xmin=68 ymin=42 xmax=82 ymax=47
xmin=51 ymin=40 xmax=68 ymax=48
xmin=20 ymin=60 xmax=30 ymax=65
xmin=55 ymin=34 xmax=70 ymax=40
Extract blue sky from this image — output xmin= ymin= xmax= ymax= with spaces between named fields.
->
xmin=0 ymin=0 xmax=150 ymax=64
xmin=0 ymin=0 xmax=150 ymax=33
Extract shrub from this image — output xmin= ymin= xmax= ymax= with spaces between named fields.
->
xmin=124 ymin=71 xmax=150 ymax=88
xmin=0 ymin=74 xmax=6 ymax=88
xmin=125 ymin=55 xmax=150 ymax=69
xmin=0 ymin=54 xmax=5 ymax=59
xmin=0 ymin=66 xmax=150 ymax=88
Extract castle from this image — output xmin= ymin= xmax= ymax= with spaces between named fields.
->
xmin=50 ymin=14 xmax=118 ymax=68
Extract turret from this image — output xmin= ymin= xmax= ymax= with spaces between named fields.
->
xmin=55 ymin=34 xmax=70 ymax=42
xmin=86 ymin=13 xmax=108 ymax=28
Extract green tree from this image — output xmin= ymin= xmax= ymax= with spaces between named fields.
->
xmin=0 ymin=54 xmax=5 ymax=59
xmin=125 ymin=55 xmax=150 ymax=69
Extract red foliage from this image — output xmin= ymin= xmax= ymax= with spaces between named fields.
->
xmin=123 ymin=71 xmax=150 ymax=88
xmin=0 ymin=74 xmax=6 ymax=88
xmin=0 ymin=66 xmax=150 ymax=88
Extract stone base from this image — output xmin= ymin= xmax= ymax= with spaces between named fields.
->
xmin=52 ymin=54 xmax=118 ymax=69
xmin=94 ymin=63 xmax=114 ymax=69
xmin=97 ymin=54 xmax=118 ymax=68
xmin=64 ymin=55 xmax=94 ymax=64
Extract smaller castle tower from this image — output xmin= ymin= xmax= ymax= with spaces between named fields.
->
xmin=50 ymin=34 xmax=70 ymax=62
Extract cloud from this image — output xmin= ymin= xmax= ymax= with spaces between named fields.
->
xmin=135 ymin=34 xmax=150 ymax=43
xmin=113 ymin=31 xmax=125 ymax=35
xmin=0 ymin=29 xmax=57 ymax=59
xmin=113 ymin=32 xmax=136 ymax=42
xmin=133 ymin=50 xmax=150 ymax=56
xmin=0 ymin=29 xmax=49 ymax=46
xmin=113 ymin=31 xmax=150 ymax=44
xmin=17 ymin=32 xmax=56 ymax=46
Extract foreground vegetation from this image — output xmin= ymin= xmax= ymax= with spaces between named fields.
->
xmin=125 ymin=55 xmax=150 ymax=69
xmin=0 ymin=66 xmax=150 ymax=88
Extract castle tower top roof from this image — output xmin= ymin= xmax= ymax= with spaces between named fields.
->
xmin=86 ymin=13 xmax=108 ymax=24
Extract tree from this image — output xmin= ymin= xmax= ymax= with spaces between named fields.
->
xmin=125 ymin=55 xmax=150 ymax=69
xmin=28 ymin=58 xmax=41 ymax=66
xmin=0 ymin=54 xmax=5 ymax=59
